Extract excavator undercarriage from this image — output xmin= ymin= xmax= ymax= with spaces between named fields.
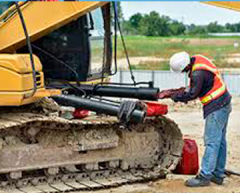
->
xmin=0 ymin=99 xmax=183 ymax=193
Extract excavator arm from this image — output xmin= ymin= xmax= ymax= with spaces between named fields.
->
xmin=0 ymin=1 xmax=108 ymax=52
xmin=203 ymin=1 xmax=240 ymax=12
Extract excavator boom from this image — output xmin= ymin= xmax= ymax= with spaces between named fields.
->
xmin=0 ymin=1 xmax=107 ymax=52
xmin=203 ymin=1 xmax=240 ymax=12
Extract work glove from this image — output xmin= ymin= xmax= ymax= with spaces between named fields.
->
xmin=157 ymin=87 xmax=186 ymax=99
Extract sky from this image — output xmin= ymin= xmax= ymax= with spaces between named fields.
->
xmin=122 ymin=2 xmax=240 ymax=25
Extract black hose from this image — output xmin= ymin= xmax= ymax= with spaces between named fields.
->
xmin=67 ymin=83 xmax=87 ymax=97
xmin=94 ymin=81 xmax=153 ymax=87
xmin=89 ymin=96 xmax=121 ymax=104
xmin=15 ymin=2 xmax=37 ymax=98
xmin=52 ymin=95 xmax=145 ymax=123
xmin=112 ymin=2 xmax=136 ymax=85
xmin=225 ymin=169 xmax=240 ymax=177
xmin=118 ymin=100 xmax=139 ymax=127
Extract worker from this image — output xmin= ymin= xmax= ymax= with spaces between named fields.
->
xmin=169 ymin=52 xmax=232 ymax=187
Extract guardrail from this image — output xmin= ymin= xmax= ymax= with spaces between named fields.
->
xmin=111 ymin=70 xmax=240 ymax=96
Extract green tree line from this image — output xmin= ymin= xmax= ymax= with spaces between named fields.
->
xmin=121 ymin=11 xmax=240 ymax=36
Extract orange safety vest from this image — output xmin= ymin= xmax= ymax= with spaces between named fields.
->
xmin=191 ymin=55 xmax=227 ymax=105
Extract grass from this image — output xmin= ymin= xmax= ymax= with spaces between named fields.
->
xmin=115 ymin=36 xmax=240 ymax=70
xmin=131 ymin=61 xmax=170 ymax=71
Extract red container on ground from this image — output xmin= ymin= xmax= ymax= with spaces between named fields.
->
xmin=174 ymin=138 xmax=199 ymax=175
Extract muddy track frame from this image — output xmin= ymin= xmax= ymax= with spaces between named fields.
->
xmin=0 ymin=104 xmax=183 ymax=193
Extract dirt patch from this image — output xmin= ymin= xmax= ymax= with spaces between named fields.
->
xmin=225 ymin=53 xmax=240 ymax=67
xmin=167 ymin=38 xmax=240 ymax=46
xmin=118 ymin=56 xmax=240 ymax=70
xmin=151 ymin=175 xmax=240 ymax=193
xmin=117 ymin=57 xmax=167 ymax=70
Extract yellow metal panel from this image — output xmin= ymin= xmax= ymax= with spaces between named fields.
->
xmin=203 ymin=2 xmax=240 ymax=12
xmin=0 ymin=54 xmax=42 ymax=73
xmin=67 ymin=77 xmax=111 ymax=85
xmin=0 ymin=67 xmax=44 ymax=91
xmin=0 ymin=1 xmax=108 ymax=52
xmin=0 ymin=91 xmax=31 ymax=106
xmin=0 ymin=88 xmax=60 ymax=106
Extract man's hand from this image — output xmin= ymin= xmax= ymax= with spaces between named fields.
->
xmin=158 ymin=90 xmax=174 ymax=99
xmin=157 ymin=87 xmax=186 ymax=99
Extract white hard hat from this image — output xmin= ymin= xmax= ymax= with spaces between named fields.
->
xmin=169 ymin=51 xmax=190 ymax=73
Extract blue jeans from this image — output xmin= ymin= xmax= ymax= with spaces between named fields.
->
xmin=200 ymin=103 xmax=232 ymax=180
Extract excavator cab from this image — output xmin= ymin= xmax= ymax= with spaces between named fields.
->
xmin=18 ymin=3 xmax=112 ymax=83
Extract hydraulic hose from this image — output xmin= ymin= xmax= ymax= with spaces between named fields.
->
xmin=15 ymin=2 xmax=37 ymax=98
xmin=112 ymin=2 xmax=136 ymax=85
xmin=52 ymin=95 xmax=145 ymax=123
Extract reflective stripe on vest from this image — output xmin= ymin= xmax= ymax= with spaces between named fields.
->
xmin=201 ymin=84 xmax=226 ymax=104
xmin=192 ymin=57 xmax=227 ymax=105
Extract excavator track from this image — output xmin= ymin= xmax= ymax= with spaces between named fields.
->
xmin=0 ymin=100 xmax=183 ymax=193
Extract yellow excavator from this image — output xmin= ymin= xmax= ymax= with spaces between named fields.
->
xmin=0 ymin=1 xmax=236 ymax=192
xmin=0 ymin=2 xmax=183 ymax=192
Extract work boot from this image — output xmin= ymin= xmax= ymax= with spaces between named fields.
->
xmin=185 ymin=175 xmax=210 ymax=187
xmin=211 ymin=176 xmax=224 ymax=185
